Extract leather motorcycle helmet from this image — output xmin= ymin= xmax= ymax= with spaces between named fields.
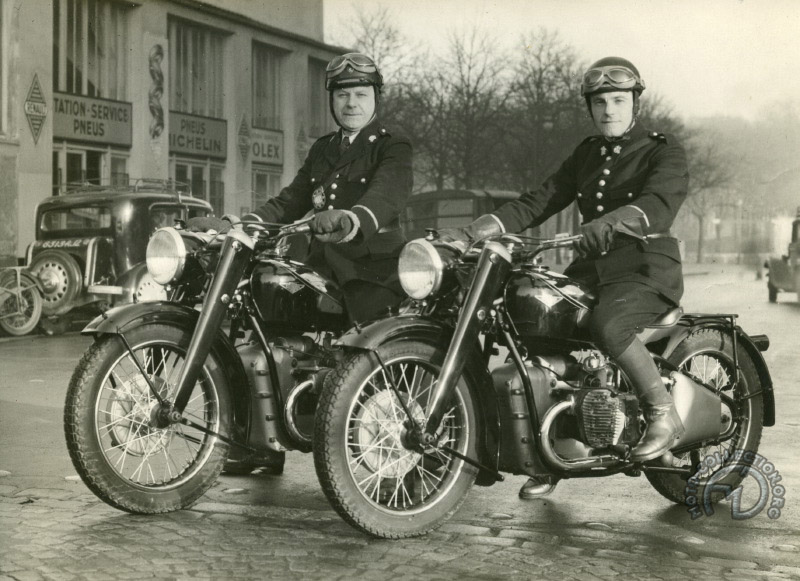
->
xmin=325 ymin=53 xmax=383 ymax=126
xmin=582 ymin=56 xmax=645 ymax=116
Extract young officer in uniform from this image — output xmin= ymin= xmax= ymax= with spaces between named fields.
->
xmin=243 ymin=52 xmax=414 ymax=325
xmin=440 ymin=57 xmax=690 ymax=499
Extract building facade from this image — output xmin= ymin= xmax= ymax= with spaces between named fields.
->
xmin=0 ymin=0 xmax=342 ymax=265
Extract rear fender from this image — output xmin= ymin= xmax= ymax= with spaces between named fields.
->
xmin=648 ymin=316 xmax=775 ymax=427
xmin=336 ymin=314 xmax=501 ymax=486
xmin=82 ymin=301 xmax=252 ymax=441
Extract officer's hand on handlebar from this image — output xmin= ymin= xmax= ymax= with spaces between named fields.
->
xmin=309 ymin=210 xmax=354 ymax=244
xmin=574 ymin=222 xmax=613 ymax=257
xmin=186 ymin=215 xmax=231 ymax=233
xmin=437 ymin=228 xmax=470 ymax=243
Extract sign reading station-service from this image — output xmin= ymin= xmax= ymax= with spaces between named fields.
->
xmin=53 ymin=93 xmax=132 ymax=147
xmin=169 ymin=111 xmax=227 ymax=160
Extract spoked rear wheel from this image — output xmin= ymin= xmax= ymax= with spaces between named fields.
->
xmin=64 ymin=324 xmax=231 ymax=513
xmin=314 ymin=341 xmax=478 ymax=538
xmin=646 ymin=329 xmax=764 ymax=505
xmin=0 ymin=272 xmax=43 ymax=336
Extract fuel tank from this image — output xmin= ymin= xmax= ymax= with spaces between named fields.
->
xmin=504 ymin=267 xmax=595 ymax=342
xmin=250 ymin=260 xmax=347 ymax=333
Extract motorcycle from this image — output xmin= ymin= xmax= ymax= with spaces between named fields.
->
xmin=64 ymin=219 xmax=353 ymax=513
xmin=313 ymin=233 xmax=774 ymax=538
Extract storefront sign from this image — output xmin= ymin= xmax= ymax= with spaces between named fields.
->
xmin=53 ymin=93 xmax=132 ymax=147
xmin=24 ymin=75 xmax=47 ymax=145
xmin=169 ymin=111 xmax=227 ymax=160
xmin=250 ymin=128 xmax=283 ymax=166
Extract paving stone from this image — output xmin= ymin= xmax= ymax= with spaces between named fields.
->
xmin=462 ymin=535 xmax=518 ymax=547
xmin=728 ymin=570 xmax=790 ymax=578
xmin=700 ymin=556 xmax=759 ymax=569
xmin=438 ymin=523 xmax=493 ymax=536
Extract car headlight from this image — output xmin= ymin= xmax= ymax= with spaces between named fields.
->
xmin=146 ymin=227 xmax=186 ymax=285
xmin=398 ymin=239 xmax=445 ymax=300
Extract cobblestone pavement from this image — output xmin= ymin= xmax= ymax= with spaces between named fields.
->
xmin=3 ymin=467 xmax=800 ymax=581
xmin=2 ymin=264 xmax=799 ymax=580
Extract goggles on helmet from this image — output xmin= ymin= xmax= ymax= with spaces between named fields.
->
xmin=581 ymin=66 xmax=644 ymax=95
xmin=326 ymin=53 xmax=378 ymax=77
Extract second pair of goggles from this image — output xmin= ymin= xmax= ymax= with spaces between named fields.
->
xmin=326 ymin=53 xmax=378 ymax=76
xmin=581 ymin=66 xmax=645 ymax=95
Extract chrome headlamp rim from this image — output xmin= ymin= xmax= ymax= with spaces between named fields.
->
xmin=146 ymin=227 xmax=187 ymax=285
xmin=398 ymin=238 xmax=445 ymax=300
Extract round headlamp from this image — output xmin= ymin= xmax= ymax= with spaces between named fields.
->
xmin=398 ymin=239 xmax=445 ymax=300
xmin=146 ymin=227 xmax=187 ymax=285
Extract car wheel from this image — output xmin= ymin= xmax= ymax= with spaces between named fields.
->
xmin=29 ymin=250 xmax=82 ymax=316
xmin=768 ymin=281 xmax=778 ymax=303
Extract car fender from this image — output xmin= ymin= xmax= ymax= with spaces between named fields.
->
xmin=336 ymin=314 xmax=501 ymax=485
xmin=82 ymin=301 xmax=252 ymax=441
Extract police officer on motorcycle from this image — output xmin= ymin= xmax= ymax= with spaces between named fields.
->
xmin=244 ymin=52 xmax=413 ymax=325
xmin=191 ymin=52 xmax=413 ymax=474
xmin=440 ymin=57 xmax=689 ymax=499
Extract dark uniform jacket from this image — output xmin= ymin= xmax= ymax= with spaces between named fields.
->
xmin=249 ymin=117 xmax=413 ymax=291
xmin=492 ymin=124 xmax=689 ymax=304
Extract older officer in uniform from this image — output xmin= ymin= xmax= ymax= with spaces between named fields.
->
xmin=441 ymin=57 xmax=689 ymax=499
xmin=198 ymin=53 xmax=412 ymax=475
xmin=243 ymin=52 xmax=413 ymax=325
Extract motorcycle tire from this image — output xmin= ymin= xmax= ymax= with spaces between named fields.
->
xmin=0 ymin=272 xmax=43 ymax=336
xmin=314 ymin=341 xmax=479 ymax=539
xmin=646 ymin=328 xmax=764 ymax=505
xmin=64 ymin=323 xmax=232 ymax=514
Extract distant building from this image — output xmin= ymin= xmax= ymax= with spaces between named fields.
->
xmin=0 ymin=0 xmax=343 ymax=264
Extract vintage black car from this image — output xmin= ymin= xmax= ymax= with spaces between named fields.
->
xmin=765 ymin=206 xmax=800 ymax=302
xmin=26 ymin=181 xmax=212 ymax=330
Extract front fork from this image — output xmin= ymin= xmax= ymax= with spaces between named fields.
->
xmin=414 ymin=241 xmax=511 ymax=445
xmin=151 ymin=230 xmax=255 ymax=426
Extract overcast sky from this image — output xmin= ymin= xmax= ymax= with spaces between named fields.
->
xmin=324 ymin=0 xmax=800 ymax=121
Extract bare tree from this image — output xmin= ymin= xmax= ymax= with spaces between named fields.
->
xmin=683 ymin=135 xmax=735 ymax=262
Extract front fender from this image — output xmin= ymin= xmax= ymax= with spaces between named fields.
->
xmin=81 ymin=301 xmax=253 ymax=442
xmin=334 ymin=313 xmax=453 ymax=351
xmin=336 ymin=314 xmax=501 ymax=486
xmin=651 ymin=316 xmax=775 ymax=428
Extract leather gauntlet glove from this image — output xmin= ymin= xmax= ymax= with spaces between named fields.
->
xmin=438 ymin=214 xmax=504 ymax=243
xmin=310 ymin=210 xmax=356 ymax=244
xmin=186 ymin=215 xmax=230 ymax=233
xmin=574 ymin=206 xmax=647 ymax=257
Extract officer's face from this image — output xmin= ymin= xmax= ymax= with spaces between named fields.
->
xmin=590 ymin=91 xmax=634 ymax=138
xmin=332 ymin=86 xmax=376 ymax=132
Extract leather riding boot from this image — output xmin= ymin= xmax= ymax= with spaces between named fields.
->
xmin=519 ymin=475 xmax=558 ymax=499
xmin=614 ymin=339 xmax=685 ymax=462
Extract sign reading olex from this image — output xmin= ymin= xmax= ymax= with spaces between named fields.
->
xmin=53 ymin=93 xmax=132 ymax=147
xmin=250 ymin=128 xmax=283 ymax=166
xmin=169 ymin=111 xmax=227 ymax=160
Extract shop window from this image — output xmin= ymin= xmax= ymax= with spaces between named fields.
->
xmin=252 ymin=167 xmax=282 ymax=210
xmin=110 ymin=156 xmax=128 ymax=185
xmin=209 ymin=166 xmax=224 ymax=216
xmin=53 ymin=0 xmax=129 ymax=99
xmin=169 ymin=19 xmax=224 ymax=118
xmin=253 ymin=42 xmax=283 ymax=129
xmin=308 ymin=57 xmax=329 ymax=137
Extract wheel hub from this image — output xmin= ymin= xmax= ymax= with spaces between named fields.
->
xmin=354 ymin=390 xmax=425 ymax=478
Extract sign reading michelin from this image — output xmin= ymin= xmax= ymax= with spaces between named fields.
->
xmin=53 ymin=93 xmax=132 ymax=147
xmin=169 ymin=111 xmax=227 ymax=160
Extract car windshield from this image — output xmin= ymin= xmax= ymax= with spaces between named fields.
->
xmin=40 ymin=206 xmax=112 ymax=233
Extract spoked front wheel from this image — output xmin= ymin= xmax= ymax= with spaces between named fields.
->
xmin=314 ymin=341 xmax=479 ymax=538
xmin=64 ymin=324 xmax=232 ymax=513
